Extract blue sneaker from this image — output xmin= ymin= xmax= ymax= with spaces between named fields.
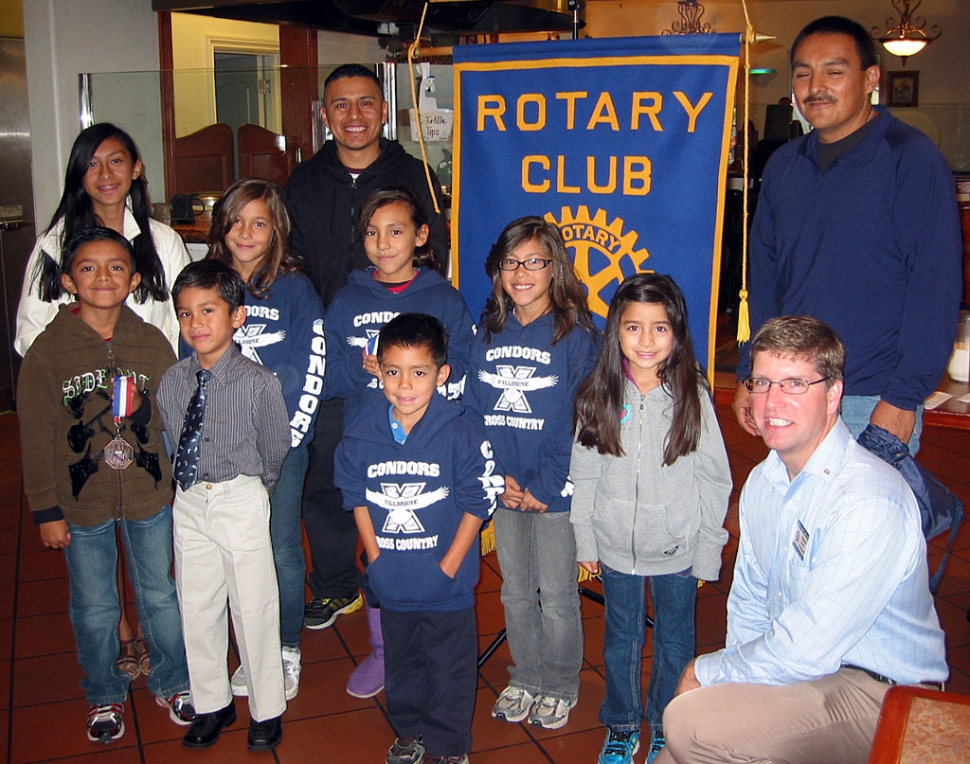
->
xmin=598 ymin=728 xmax=640 ymax=764
xmin=646 ymin=730 xmax=666 ymax=763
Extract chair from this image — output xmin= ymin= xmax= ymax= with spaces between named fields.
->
xmin=172 ymin=123 xmax=234 ymax=195
xmin=238 ymin=123 xmax=299 ymax=187
xmin=869 ymin=685 xmax=970 ymax=763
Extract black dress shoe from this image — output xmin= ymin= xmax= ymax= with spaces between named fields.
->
xmin=248 ymin=715 xmax=283 ymax=751
xmin=182 ymin=702 xmax=237 ymax=748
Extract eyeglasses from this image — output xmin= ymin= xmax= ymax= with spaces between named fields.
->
xmin=498 ymin=257 xmax=553 ymax=272
xmin=743 ymin=377 xmax=830 ymax=395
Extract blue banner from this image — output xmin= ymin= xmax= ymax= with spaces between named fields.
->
xmin=452 ymin=35 xmax=739 ymax=374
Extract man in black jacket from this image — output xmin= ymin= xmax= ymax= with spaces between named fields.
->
xmin=284 ymin=65 xmax=448 ymax=648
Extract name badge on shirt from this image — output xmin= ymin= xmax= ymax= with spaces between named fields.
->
xmin=792 ymin=520 xmax=810 ymax=561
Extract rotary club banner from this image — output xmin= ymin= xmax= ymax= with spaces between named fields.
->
xmin=452 ymin=35 xmax=740 ymax=374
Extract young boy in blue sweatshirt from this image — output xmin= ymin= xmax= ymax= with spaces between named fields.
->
xmin=157 ymin=260 xmax=290 ymax=752
xmin=335 ymin=313 xmax=504 ymax=764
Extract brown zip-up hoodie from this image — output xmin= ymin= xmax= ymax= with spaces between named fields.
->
xmin=18 ymin=304 xmax=177 ymax=526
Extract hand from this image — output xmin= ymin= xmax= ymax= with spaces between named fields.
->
xmin=518 ymin=488 xmax=549 ymax=513
xmin=733 ymin=381 xmax=759 ymax=437
xmin=673 ymin=659 xmax=701 ymax=696
xmin=869 ymin=400 xmax=916 ymax=444
xmin=40 ymin=520 xmax=71 ymax=550
xmin=501 ymin=475 xmax=524 ymax=509
xmin=362 ymin=352 xmax=380 ymax=378
xmin=440 ymin=559 xmax=458 ymax=579
xmin=108 ymin=375 xmax=143 ymax=418
xmin=579 ymin=560 xmax=600 ymax=576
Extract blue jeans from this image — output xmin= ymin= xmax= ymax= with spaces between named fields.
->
xmin=840 ymin=395 xmax=923 ymax=454
xmin=64 ymin=506 xmax=189 ymax=705
xmin=494 ymin=508 xmax=583 ymax=701
xmin=272 ymin=444 xmax=309 ymax=648
xmin=600 ymin=565 xmax=696 ymax=736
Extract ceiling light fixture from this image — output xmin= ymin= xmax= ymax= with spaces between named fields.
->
xmin=661 ymin=0 xmax=713 ymax=36
xmin=871 ymin=0 xmax=941 ymax=65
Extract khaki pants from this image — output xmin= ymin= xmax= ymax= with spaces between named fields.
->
xmin=655 ymin=667 xmax=890 ymax=764
xmin=174 ymin=474 xmax=286 ymax=722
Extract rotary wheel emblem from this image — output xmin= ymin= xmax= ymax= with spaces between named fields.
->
xmin=545 ymin=206 xmax=650 ymax=318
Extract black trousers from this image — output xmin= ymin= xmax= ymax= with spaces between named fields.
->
xmin=301 ymin=398 xmax=360 ymax=600
xmin=382 ymin=606 xmax=478 ymax=757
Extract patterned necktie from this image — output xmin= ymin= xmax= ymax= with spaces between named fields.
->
xmin=174 ymin=369 xmax=212 ymax=491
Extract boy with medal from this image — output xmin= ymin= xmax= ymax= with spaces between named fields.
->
xmin=18 ymin=227 xmax=193 ymax=744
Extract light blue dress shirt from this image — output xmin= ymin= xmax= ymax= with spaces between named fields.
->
xmin=695 ymin=420 xmax=947 ymax=687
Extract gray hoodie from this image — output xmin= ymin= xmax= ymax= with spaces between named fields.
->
xmin=570 ymin=379 xmax=731 ymax=580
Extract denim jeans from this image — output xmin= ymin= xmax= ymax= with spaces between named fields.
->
xmin=272 ymin=444 xmax=309 ymax=647
xmin=840 ymin=395 xmax=923 ymax=454
xmin=494 ymin=508 xmax=583 ymax=701
xmin=64 ymin=506 xmax=189 ymax=705
xmin=600 ymin=565 xmax=696 ymax=736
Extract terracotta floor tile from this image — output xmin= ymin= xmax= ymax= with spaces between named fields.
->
xmin=11 ymin=697 xmax=138 ymax=762
xmin=12 ymin=650 xmax=84 ymax=707
xmin=472 ymin=684 xmax=536 ymax=751
xmin=935 ymin=598 xmax=970 ymax=649
xmin=0 ymin=554 xmax=16 ymax=586
xmin=0 ymin=662 xmax=8 ymax=711
xmin=142 ymin=724 xmax=254 ymax=763
xmin=277 ymin=706 xmax=392 ymax=761
xmin=17 ymin=576 xmax=69 ymax=618
xmin=14 ymin=611 xmax=75 ymax=659
xmin=473 ymin=740 xmax=554 ymax=762
xmin=0 ymin=582 xmax=14 ymax=621
xmin=539 ymin=726 xmax=613 ymax=762
xmin=38 ymin=748 xmax=144 ymax=764
xmin=18 ymin=547 xmax=69 ymax=583
xmin=283 ymin=654 xmax=379 ymax=721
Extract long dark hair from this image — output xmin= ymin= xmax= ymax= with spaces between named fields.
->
xmin=206 ymin=178 xmax=305 ymax=298
xmin=480 ymin=216 xmax=595 ymax=344
xmin=358 ymin=187 xmax=436 ymax=271
xmin=30 ymin=123 xmax=166 ymax=304
xmin=574 ymin=273 xmax=707 ymax=463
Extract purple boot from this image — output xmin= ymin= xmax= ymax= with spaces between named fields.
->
xmin=346 ymin=604 xmax=384 ymax=698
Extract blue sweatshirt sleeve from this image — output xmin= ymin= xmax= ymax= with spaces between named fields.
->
xmin=883 ymin=144 xmax=962 ymax=409
xmin=454 ymin=421 xmax=504 ymax=521
xmin=529 ymin=327 xmax=598 ymax=506
xmin=279 ymin=276 xmax=326 ymax=448
xmin=322 ymin=288 xmax=374 ymax=400
xmin=439 ymin=287 xmax=477 ymax=401
xmin=334 ymin=436 xmax=365 ymax=510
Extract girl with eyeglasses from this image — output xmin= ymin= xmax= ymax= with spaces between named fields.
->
xmin=570 ymin=273 xmax=732 ymax=764
xmin=463 ymin=216 xmax=599 ymax=731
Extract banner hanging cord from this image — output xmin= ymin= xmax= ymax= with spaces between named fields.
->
xmin=736 ymin=0 xmax=754 ymax=343
xmin=408 ymin=2 xmax=442 ymax=216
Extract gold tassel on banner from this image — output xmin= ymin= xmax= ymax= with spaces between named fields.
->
xmin=737 ymin=0 xmax=757 ymax=344
xmin=480 ymin=523 xmax=496 ymax=556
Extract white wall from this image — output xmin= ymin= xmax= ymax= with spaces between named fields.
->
xmin=24 ymin=0 xmax=163 ymax=227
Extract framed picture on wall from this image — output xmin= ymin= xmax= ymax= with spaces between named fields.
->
xmin=887 ymin=71 xmax=919 ymax=107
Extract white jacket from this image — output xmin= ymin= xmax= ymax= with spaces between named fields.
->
xmin=15 ymin=208 xmax=190 ymax=355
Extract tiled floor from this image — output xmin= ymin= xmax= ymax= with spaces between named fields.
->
xmin=1 ymin=406 xmax=969 ymax=763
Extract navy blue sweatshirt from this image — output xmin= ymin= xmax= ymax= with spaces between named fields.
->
xmin=236 ymin=272 xmax=325 ymax=448
xmin=335 ymin=394 xmax=503 ymax=612
xmin=463 ymin=313 xmax=599 ymax=512
xmin=323 ymin=266 xmax=475 ymax=424
xmin=740 ymin=108 xmax=962 ymax=409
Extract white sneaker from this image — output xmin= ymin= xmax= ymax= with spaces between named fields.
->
xmin=230 ymin=665 xmax=249 ymax=697
xmin=529 ymin=695 xmax=576 ymax=730
xmin=491 ymin=685 xmax=536 ymax=723
xmin=282 ymin=646 xmax=301 ymax=701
